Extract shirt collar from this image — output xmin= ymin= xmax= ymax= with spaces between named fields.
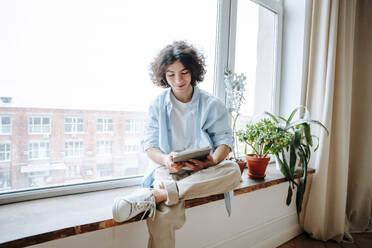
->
xmin=165 ymin=86 xmax=200 ymax=107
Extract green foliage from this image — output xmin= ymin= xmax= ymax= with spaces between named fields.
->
xmin=236 ymin=118 xmax=293 ymax=158
xmin=265 ymin=106 xmax=329 ymax=214
xmin=224 ymin=68 xmax=247 ymax=115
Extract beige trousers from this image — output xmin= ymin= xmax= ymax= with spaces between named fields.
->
xmin=146 ymin=160 xmax=241 ymax=248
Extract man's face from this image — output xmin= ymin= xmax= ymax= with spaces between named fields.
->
xmin=165 ymin=61 xmax=192 ymax=98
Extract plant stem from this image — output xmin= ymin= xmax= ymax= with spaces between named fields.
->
xmin=263 ymin=150 xmax=270 ymax=158
xmin=232 ymin=113 xmax=240 ymax=160
xmin=246 ymin=141 xmax=260 ymax=157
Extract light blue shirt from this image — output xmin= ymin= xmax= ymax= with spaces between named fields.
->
xmin=141 ymin=86 xmax=234 ymax=187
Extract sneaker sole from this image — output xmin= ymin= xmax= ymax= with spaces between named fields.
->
xmin=112 ymin=198 xmax=124 ymax=222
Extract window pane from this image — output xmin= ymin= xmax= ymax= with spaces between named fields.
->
xmin=0 ymin=169 xmax=11 ymax=189
xmin=234 ymin=1 xmax=278 ymax=156
xmin=0 ymin=0 xmax=217 ymax=193
xmin=2 ymin=117 xmax=10 ymax=125
xmin=34 ymin=117 xmax=41 ymax=125
xmin=42 ymin=117 xmax=49 ymax=125
xmin=0 ymin=116 xmax=11 ymax=134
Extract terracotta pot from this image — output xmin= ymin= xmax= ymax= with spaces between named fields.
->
xmin=246 ymin=154 xmax=270 ymax=179
xmin=236 ymin=160 xmax=247 ymax=175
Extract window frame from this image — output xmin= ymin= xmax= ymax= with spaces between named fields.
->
xmin=0 ymin=116 xmax=12 ymax=135
xmin=96 ymin=140 xmax=113 ymax=156
xmin=0 ymin=0 xmax=283 ymax=205
xmin=28 ymin=116 xmax=51 ymax=135
xmin=124 ymin=119 xmax=137 ymax=134
xmin=97 ymin=118 xmax=113 ymax=134
xmin=215 ymin=0 xmax=282 ymax=115
xmin=28 ymin=141 xmax=50 ymax=160
xmin=0 ymin=142 xmax=11 ymax=162
xmin=65 ymin=116 xmax=84 ymax=134
xmin=64 ymin=140 xmax=84 ymax=158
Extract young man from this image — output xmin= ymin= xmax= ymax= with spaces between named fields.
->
xmin=112 ymin=41 xmax=241 ymax=248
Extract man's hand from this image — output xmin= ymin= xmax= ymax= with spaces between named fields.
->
xmin=184 ymin=154 xmax=217 ymax=172
xmin=164 ymin=152 xmax=185 ymax=174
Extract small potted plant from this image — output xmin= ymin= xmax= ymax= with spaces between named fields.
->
xmin=224 ymin=68 xmax=247 ymax=174
xmin=265 ymin=106 xmax=329 ymax=214
xmin=236 ymin=118 xmax=293 ymax=179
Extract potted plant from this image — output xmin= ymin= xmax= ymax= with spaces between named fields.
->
xmin=224 ymin=68 xmax=247 ymax=174
xmin=265 ymin=106 xmax=329 ymax=214
xmin=236 ymin=118 xmax=293 ymax=179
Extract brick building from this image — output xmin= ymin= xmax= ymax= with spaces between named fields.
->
xmin=0 ymin=106 xmax=148 ymax=192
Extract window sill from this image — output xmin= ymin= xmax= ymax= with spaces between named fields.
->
xmin=0 ymin=164 xmax=314 ymax=248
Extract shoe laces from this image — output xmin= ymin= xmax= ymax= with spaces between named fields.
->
xmin=133 ymin=199 xmax=156 ymax=221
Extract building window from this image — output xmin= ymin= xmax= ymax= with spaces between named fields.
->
xmin=65 ymin=117 xmax=84 ymax=134
xmin=28 ymin=117 xmax=51 ymax=134
xmin=28 ymin=142 xmax=50 ymax=160
xmin=66 ymin=164 xmax=81 ymax=178
xmin=97 ymin=140 xmax=112 ymax=156
xmin=125 ymin=119 xmax=142 ymax=134
xmin=124 ymin=119 xmax=135 ymax=134
xmin=0 ymin=116 xmax=11 ymax=135
xmin=0 ymin=170 xmax=11 ymax=190
xmin=96 ymin=163 xmax=113 ymax=177
xmin=0 ymin=143 xmax=11 ymax=162
xmin=97 ymin=118 xmax=113 ymax=133
xmin=124 ymin=144 xmax=140 ymax=154
xmin=65 ymin=141 xmax=83 ymax=157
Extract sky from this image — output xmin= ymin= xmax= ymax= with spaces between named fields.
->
xmin=0 ymin=0 xmax=262 ymax=114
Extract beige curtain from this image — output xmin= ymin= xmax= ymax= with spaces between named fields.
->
xmin=347 ymin=0 xmax=372 ymax=233
xmin=299 ymin=0 xmax=365 ymax=242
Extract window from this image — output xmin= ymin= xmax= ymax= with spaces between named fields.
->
xmin=97 ymin=140 xmax=112 ymax=156
xmin=28 ymin=116 xmax=51 ymax=134
xmin=65 ymin=141 xmax=83 ymax=157
xmin=0 ymin=143 xmax=11 ymax=162
xmin=234 ymin=0 xmax=281 ymax=118
xmin=0 ymin=0 xmax=283 ymax=202
xmin=96 ymin=163 xmax=113 ymax=177
xmin=0 ymin=170 xmax=11 ymax=190
xmin=228 ymin=0 xmax=283 ymax=156
xmin=124 ymin=144 xmax=140 ymax=154
xmin=123 ymin=137 xmax=141 ymax=154
xmin=65 ymin=117 xmax=84 ymax=134
xmin=125 ymin=120 xmax=138 ymax=133
xmin=66 ymin=164 xmax=81 ymax=179
xmin=28 ymin=142 xmax=50 ymax=160
xmin=97 ymin=118 xmax=113 ymax=133
xmin=0 ymin=116 xmax=11 ymax=134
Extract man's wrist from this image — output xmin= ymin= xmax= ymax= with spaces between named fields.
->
xmin=162 ymin=154 xmax=169 ymax=167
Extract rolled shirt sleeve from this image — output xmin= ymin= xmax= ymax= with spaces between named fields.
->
xmin=141 ymin=99 xmax=160 ymax=152
xmin=202 ymin=97 xmax=234 ymax=152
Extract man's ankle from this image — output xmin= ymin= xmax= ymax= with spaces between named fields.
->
xmin=152 ymin=189 xmax=167 ymax=203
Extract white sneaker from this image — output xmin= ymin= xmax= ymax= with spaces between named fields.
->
xmin=112 ymin=188 xmax=156 ymax=222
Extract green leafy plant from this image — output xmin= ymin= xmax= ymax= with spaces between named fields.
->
xmin=265 ymin=106 xmax=329 ymax=214
xmin=236 ymin=118 xmax=293 ymax=158
xmin=224 ymin=68 xmax=247 ymax=161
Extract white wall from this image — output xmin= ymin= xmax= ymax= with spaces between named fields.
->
xmin=31 ymin=183 xmax=301 ymax=248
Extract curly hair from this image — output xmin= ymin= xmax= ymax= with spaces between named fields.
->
xmin=150 ymin=41 xmax=206 ymax=88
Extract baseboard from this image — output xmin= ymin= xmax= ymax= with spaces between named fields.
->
xmin=206 ymin=212 xmax=303 ymax=248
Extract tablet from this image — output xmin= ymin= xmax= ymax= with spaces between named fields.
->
xmin=172 ymin=146 xmax=212 ymax=163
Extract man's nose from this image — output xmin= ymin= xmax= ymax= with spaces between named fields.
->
xmin=175 ymin=74 xmax=183 ymax=83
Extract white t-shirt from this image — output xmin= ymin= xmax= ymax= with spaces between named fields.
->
xmin=169 ymin=92 xmax=196 ymax=152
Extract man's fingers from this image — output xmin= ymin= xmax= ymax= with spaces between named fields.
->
xmin=185 ymin=162 xmax=201 ymax=171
